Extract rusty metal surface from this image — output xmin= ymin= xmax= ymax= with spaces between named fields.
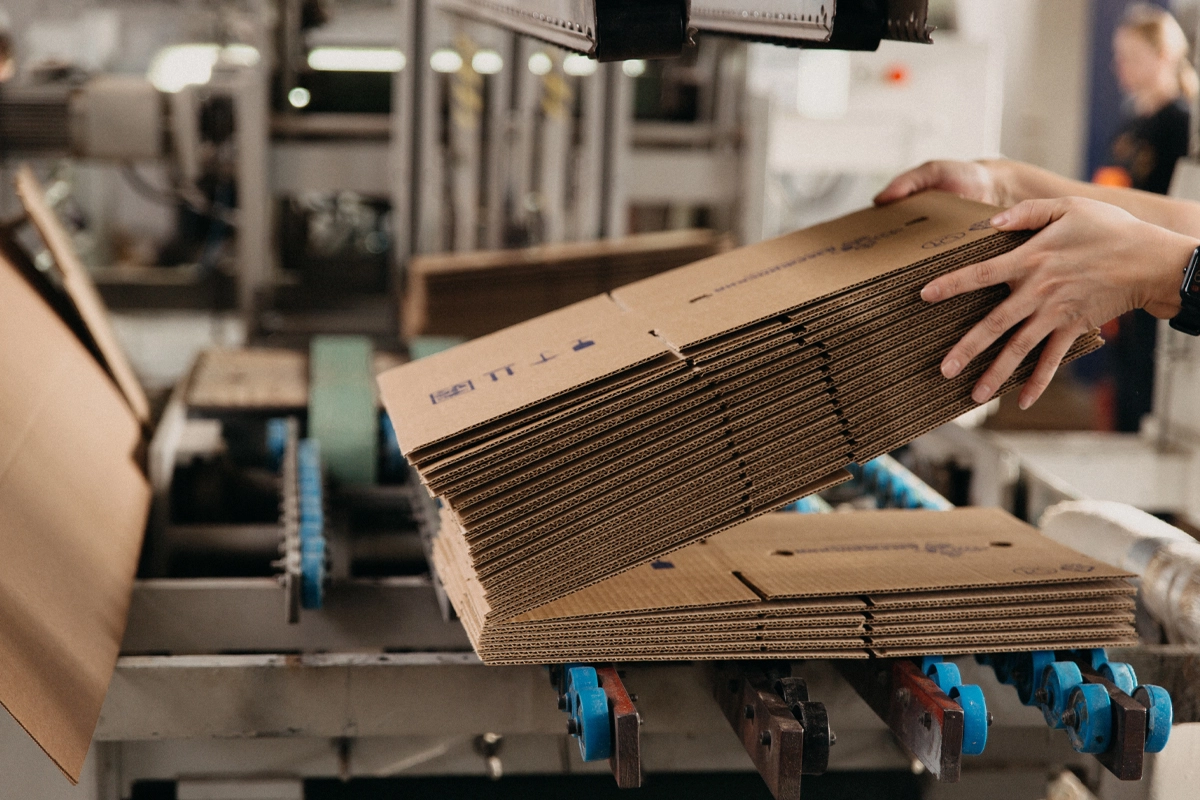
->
xmin=838 ymin=659 xmax=964 ymax=781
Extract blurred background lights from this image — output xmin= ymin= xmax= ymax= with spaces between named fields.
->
xmin=287 ymin=86 xmax=311 ymax=108
xmin=429 ymin=48 xmax=463 ymax=74
xmin=562 ymin=53 xmax=598 ymax=77
xmin=622 ymin=59 xmax=647 ymax=78
xmin=307 ymin=47 xmax=406 ymax=72
xmin=471 ymin=49 xmax=504 ymax=75
xmin=527 ymin=51 xmax=553 ymax=76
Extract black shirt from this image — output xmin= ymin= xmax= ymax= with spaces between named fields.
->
xmin=1108 ymin=98 xmax=1190 ymax=194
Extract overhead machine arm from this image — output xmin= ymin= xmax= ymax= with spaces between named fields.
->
xmin=432 ymin=1 xmax=933 ymax=61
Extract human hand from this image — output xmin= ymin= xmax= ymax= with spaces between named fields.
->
xmin=875 ymin=159 xmax=1012 ymax=207
xmin=921 ymin=197 xmax=1190 ymax=410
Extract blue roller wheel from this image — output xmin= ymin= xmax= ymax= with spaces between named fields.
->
xmin=950 ymin=684 xmax=989 ymax=755
xmin=1040 ymin=661 xmax=1084 ymax=728
xmin=1099 ymin=662 xmax=1138 ymax=696
xmin=1017 ymin=651 xmax=1056 ymax=706
xmin=925 ymin=661 xmax=963 ymax=694
xmin=1065 ymin=684 xmax=1113 ymax=754
xmin=1134 ymin=685 xmax=1173 ymax=753
xmin=572 ymin=686 xmax=611 ymax=761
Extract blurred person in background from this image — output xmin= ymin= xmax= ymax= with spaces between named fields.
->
xmin=1093 ymin=3 xmax=1196 ymax=432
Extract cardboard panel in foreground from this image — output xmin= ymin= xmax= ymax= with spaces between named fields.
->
xmin=0 ymin=254 xmax=150 ymax=783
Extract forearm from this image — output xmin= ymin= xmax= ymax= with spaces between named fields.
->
xmin=989 ymin=159 xmax=1200 ymax=238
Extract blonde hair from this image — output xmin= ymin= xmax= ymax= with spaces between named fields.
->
xmin=1120 ymin=3 xmax=1199 ymax=101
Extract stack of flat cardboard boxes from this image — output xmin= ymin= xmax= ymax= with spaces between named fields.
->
xmin=403 ymin=229 xmax=724 ymax=339
xmin=435 ymin=509 xmax=1136 ymax=663
xmin=378 ymin=192 xmax=1114 ymax=661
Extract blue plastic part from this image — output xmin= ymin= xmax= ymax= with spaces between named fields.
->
xmin=1084 ymin=649 xmax=1110 ymax=671
xmin=1040 ymin=661 xmax=1084 ymax=729
xmin=926 ymin=662 xmax=963 ymax=694
xmin=1015 ymin=651 xmax=1056 ymax=705
xmin=1137 ymin=685 xmax=1173 ymax=753
xmin=853 ymin=456 xmax=953 ymax=511
xmin=950 ymin=684 xmax=989 ymax=755
xmin=301 ymin=539 xmax=326 ymax=611
xmin=266 ymin=418 xmax=289 ymax=471
xmin=1099 ymin=662 xmax=1138 ymax=696
xmin=563 ymin=666 xmax=611 ymax=761
xmin=1065 ymin=684 xmax=1113 ymax=754
xmin=573 ymin=687 xmax=612 ymax=761
xmin=296 ymin=438 xmax=326 ymax=610
xmin=918 ymin=655 xmax=944 ymax=672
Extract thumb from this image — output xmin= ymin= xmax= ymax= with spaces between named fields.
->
xmin=874 ymin=162 xmax=944 ymax=205
xmin=990 ymin=198 xmax=1070 ymax=232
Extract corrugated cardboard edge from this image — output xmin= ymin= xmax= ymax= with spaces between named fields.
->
xmin=16 ymin=165 xmax=151 ymax=426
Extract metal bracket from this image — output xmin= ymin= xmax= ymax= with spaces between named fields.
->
xmin=713 ymin=665 xmax=832 ymax=800
xmin=838 ymin=659 xmax=964 ymax=781
xmin=550 ymin=664 xmax=643 ymax=788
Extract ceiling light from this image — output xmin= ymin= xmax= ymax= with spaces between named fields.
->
xmin=307 ymin=47 xmax=406 ymax=72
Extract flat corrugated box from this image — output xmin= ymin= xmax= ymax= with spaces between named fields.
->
xmin=0 ymin=171 xmax=152 ymax=782
xmin=434 ymin=508 xmax=1139 ymax=664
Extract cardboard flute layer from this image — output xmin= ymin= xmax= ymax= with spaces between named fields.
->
xmin=382 ymin=192 xmax=1122 ymax=627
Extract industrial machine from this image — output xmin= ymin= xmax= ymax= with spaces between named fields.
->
xmin=1 ymin=4 xmax=1197 ymax=800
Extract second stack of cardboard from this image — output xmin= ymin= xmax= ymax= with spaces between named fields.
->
xmin=379 ymin=192 xmax=1105 ymax=626
xmin=404 ymin=229 xmax=724 ymax=339
xmin=432 ymin=508 xmax=1137 ymax=663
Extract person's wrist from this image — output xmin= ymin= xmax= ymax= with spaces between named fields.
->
xmin=1142 ymin=230 xmax=1193 ymax=319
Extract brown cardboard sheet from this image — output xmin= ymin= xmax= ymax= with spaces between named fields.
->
xmin=866 ymin=580 xmax=1137 ymax=609
xmin=383 ymin=294 xmax=672 ymax=455
xmin=16 ymin=166 xmax=151 ymax=426
xmin=872 ymin=638 xmax=1140 ymax=659
xmin=510 ymin=597 xmax=869 ymax=625
xmin=472 ymin=455 xmax=747 ymax=574
xmin=461 ymin=432 xmax=735 ymax=529
xmin=0 ymin=253 xmax=150 ymax=782
xmin=864 ymin=612 xmax=1136 ymax=635
xmin=409 ymin=356 xmax=687 ymax=465
xmin=609 ymin=193 xmax=1004 ymax=350
xmin=420 ymin=369 xmax=698 ymax=474
xmin=492 ymin=613 xmax=869 ymax=636
xmin=865 ymin=597 xmax=1136 ymax=622
xmin=483 ymin=473 xmax=850 ymax=619
xmin=462 ymin=423 xmax=735 ymax=537
xmin=424 ymin=382 xmax=719 ymax=489
xmin=447 ymin=401 xmax=730 ymax=504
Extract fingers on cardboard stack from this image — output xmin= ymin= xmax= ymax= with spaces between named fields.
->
xmin=437 ymin=508 xmax=1137 ymax=664
xmin=404 ymin=229 xmax=725 ymax=339
xmin=379 ymin=192 xmax=1105 ymax=628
